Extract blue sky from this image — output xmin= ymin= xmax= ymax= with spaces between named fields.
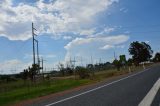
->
xmin=0 ymin=0 xmax=160 ymax=74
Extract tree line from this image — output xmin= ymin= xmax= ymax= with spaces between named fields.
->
xmin=0 ymin=41 xmax=160 ymax=82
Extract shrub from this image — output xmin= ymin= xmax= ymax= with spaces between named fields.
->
xmin=75 ymin=66 xmax=90 ymax=79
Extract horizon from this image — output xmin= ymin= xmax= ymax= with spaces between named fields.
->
xmin=0 ymin=0 xmax=160 ymax=74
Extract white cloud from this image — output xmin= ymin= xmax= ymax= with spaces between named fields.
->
xmin=104 ymin=27 xmax=115 ymax=33
xmin=64 ymin=35 xmax=129 ymax=50
xmin=45 ymin=54 xmax=57 ymax=58
xmin=0 ymin=0 xmax=119 ymax=40
xmin=100 ymin=44 xmax=125 ymax=50
xmin=100 ymin=45 xmax=115 ymax=50
xmin=80 ymin=28 xmax=96 ymax=36
xmin=145 ymin=40 xmax=150 ymax=44
xmin=120 ymin=7 xmax=128 ymax=13
xmin=64 ymin=35 xmax=129 ymax=62
xmin=0 ymin=59 xmax=31 ymax=74
xmin=63 ymin=36 xmax=72 ymax=40
xmin=24 ymin=53 xmax=56 ymax=59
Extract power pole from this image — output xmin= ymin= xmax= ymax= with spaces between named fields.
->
xmin=99 ymin=58 xmax=102 ymax=64
xmin=41 ymin=57 xmax=46 ymax=80
xmin=70 ymin=57 xmax=77 ymax=79
xmin=32 ymin=23 xmax=36 ymax=65
xmin=81 ymin=56 xmax=83 ymax=66
xmin=90 ymin=56 xmax=95 ymax=76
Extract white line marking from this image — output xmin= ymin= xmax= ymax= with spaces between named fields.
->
xmin=138 ymin=78 xmax=160 ymax=106
xmin=45 ymin=69 xmax=149 ymax=106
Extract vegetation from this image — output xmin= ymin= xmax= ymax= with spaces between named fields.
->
xmin=0 ymin=65 xmax=146 ymax=106
xmin=129 ymin=41 xmax=153 ymax=65
xmin=75 ymin=66 xmax=90 ymax=79
xmin=0 ymin=40 xmax=158 ymax=106
xmin=152 ymin=52 xmax=160 ymax=62
xmin=112 ymin=59 xmax=122 ymax=71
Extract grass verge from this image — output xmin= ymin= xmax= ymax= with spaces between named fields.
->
xmin=0 ymin=66 xmax=145 ymax=106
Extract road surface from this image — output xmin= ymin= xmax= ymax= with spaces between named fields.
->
xmin=28 ymin=65 xmax=160 ymax=106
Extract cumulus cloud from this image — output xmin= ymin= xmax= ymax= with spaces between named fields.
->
xmin=64 ymin=35 xmax=129 ymax=50
xmin=80 ymin=28 xmax=96 ymax=36
xmin=0 ymin=59 xmax=31 ymax=74
xmin=0 ymin=0 xmax=119 ymax=40
xmin=64 ymin=35 xmax=129 ymax=62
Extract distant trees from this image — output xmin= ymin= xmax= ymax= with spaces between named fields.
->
xmin=112 ymin=59 xmax=122 ymax=71
xmin=58 ymin=63 xmax=65 ymax=76
xmin=22 ymin=69 xmax=28 ymax=84
xmin=75 ymin=66 xmax=90 ymax=79
xmin=127 ymin=58 xmax=133 ymax=67
xmin=28 ymin=64 xmax=39 ymax=82
xmin=129 ymin=41 xmax=153 ymax=65
xmin=153 ymin=52 xmax=160 ymax=62
xmin=119 ymin=55 xmax=126 ymax=65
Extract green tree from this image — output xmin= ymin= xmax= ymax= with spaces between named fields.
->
xmin=127 ymin=58 xmax=133 ymax=66
xmin=119 ymin=55 xmax=126 ymax=65
xmin=153 ymin=52 xmax=160 ymax=62
xmin=113 ymin=59 xmax=122 ymax=71
xmin=22 ymin=69 xmax=28 ymax=84
xmin=128 ymin=41 xmax=153 ymax=65
xmin=28 ymin=64 xmax=39 ymax=82
xmin=75 ymin=66 xmax=90 ymax=79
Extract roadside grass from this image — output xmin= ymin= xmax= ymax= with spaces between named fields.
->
xmin=0 ymin=65 xmax=146 ymax=106
xmin=0 ymin=79 xmax=91 ymax=106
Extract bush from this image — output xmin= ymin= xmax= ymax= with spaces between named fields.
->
xmin=75 ymin=66 xmax=90 ymax=79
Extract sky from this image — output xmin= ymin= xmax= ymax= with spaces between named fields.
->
xmin=0 ymin=0 xmax=160 ymax=74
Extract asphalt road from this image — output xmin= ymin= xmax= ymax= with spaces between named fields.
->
xmin=152 ymin=89 xmax=160 ymax=106
xmin=29 ymin=65 xmax=160 ymax=106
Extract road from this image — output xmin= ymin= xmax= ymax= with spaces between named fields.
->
xmin=29 ymin=65 xmax=160 ymax=106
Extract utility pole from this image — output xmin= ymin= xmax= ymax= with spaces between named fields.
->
xmin=41 ymin=57 xmax=46 ymax=80
xmin=90 ymin=56 xmax=95 ymax=76
xmin=32 ymin=22 xmax=36 ymax=65
xmin=70 ymin=57 xmax=77 ymax=79
xmin=99 ymin=58 xmax=102 ymax=64
xmin=81 ymin=56 xmax=83 ymax=66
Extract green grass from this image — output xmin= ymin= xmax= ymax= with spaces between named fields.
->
xmin=0 ymin=65 xmax=145 ymax=106
xmin=0 ymin=79 xmax=91 ymax=106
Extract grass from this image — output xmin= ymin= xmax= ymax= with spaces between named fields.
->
xmin=0 ymin=79 xmax=91 ymax=106
xmin=0 ymin=65 xmax=146 ymax=106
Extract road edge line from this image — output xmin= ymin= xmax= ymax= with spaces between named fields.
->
xmin=138 ymin=78 xmax=160 ymax=106
xmin=45 ymin=69 xmax=149 ymax=106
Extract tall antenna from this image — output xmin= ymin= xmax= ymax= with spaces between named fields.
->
xmin=91 ymin=55 xmax=93 ymax=65
xmin=114 ymin=51 xmax=117 ymax=60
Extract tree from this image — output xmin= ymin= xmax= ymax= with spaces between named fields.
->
xmin=127 ymin=58 xmax=133 ymax=66
xmin=58 ymin=63 xmax=65 ymax=76
xmin=113 ymin=59 xmax=122 ymax=71
xmin=153 ymin=52 xmax=160 ymax=62
xmin=22 ymin=69 xmax=28 ymax=84
xmin=75 ymin=66 xmax=90 ymax=79
xmin=119 ymin=55 xmax=126 ymax=66
xmin=128 ymin=41 xmax=153 ymax=65
xmin=28 ymin=64 xmax=39 ymax=82
xmin=66 ymin=67 xmax=73 ymax=75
